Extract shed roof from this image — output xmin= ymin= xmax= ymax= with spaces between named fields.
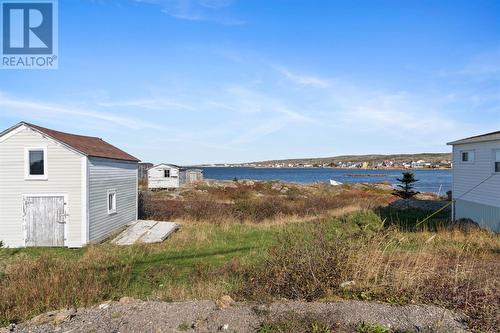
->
xmin=447 ymin=130 xmax=500 ymax=146
xmin=1 ymin=122 xmax=140 ymax=162
xmin=151 ymin=163 xmax=185 ymax=170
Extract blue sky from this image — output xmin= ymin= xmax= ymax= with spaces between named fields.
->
xmin=1 ymin=0 xmax=499 ymax=164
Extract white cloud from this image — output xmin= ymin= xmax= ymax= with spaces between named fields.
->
xmin=275 ymin=66 xmax=330 ymax=88
xmin=135 ymin=0 xmax=245 ymax=25
xmin=97 ymin=98 xmax=194 ymax=111
xmin=0 ymin=93 xmax=166 ymax=130
xmin=224 ymin=86 xmax=317 ymax=123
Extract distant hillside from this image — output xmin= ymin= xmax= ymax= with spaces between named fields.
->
xmin=249 ymin=153 xmax=451 ymax=166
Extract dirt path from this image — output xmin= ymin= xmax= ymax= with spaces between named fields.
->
xmin=4 ymin=299 xmax=468 ymax=333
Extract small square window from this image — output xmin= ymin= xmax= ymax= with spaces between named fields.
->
xmin=164 ymin=169 xmax=170 ymax=178
xmin=461 ymin=150 xmax=474 ymax=163
xmin=107 ymin=190 xmax=116 ymax=215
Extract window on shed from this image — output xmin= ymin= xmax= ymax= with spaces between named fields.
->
xmin=107 ymin=190 xmax=116 ymax=214
xmin=29 ymin=150 xmax=44 ymax=175
xmin=461 ymin=150 xmax=474 ymax=163
xmin=495 ymin=150 xmax=500 ymax=173
xmin=25 ymin=147 xmax=47 ymax=180
xmin=164 ymin=169 xmax=170 ymax=178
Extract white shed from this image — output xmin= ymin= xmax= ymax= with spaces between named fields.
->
xmin=447 ymin=131 xmax=500 ymax=232
xmin=148 ymin=164 xmax=203 ymax=189
xmin=0 ymin=122 xmax=140 ymax=248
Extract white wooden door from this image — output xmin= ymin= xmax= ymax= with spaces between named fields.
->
xmin=188 ymin=173 xmax=197 ymax=183
xmin=24 ymin=196 xmax=66 ymax=247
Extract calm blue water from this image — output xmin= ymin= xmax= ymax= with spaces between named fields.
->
xmin=201 ymin=167 xmax=452 ymax=195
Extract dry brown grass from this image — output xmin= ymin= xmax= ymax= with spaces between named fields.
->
xmin=0 ymin=182 xmax=497 ymax=332
xmin=243 ymin=219 xmax=500 ymax=332
xmin=0 ymin=248 xmax=132 ymax=323
xmin=139 ymin=181 xmax=392 ymax=223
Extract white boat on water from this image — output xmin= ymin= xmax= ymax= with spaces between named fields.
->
xmin=329 ymin=179 xmax=343 ymax=186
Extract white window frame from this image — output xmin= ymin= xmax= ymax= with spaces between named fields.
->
xmin=494 ymin=149 xmax=500 ymax=173
xmin=460 ymin=150 xmax=475 ymax=164
xmin=24 ymin=147 xmax=48 ymax=180
xmin=107 ymin=189 xmax=117 ymax=215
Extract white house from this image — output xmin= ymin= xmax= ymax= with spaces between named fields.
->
xmin=0 ymin=122 xmax=140 ymax=248
xmin=447 ymin=131 xmax=500 ymax=232
xmin=148 ymin=164 xmax=203 ymax=189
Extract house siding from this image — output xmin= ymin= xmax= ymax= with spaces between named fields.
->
xmin=455 ymin=199 xmax=500 ymax=232
xmin=88 ymin=157 xmax=138 ymax=242
xmin=452 ymin=141 xmax=500 ymax=207
xmin=452 ymin=140 xmax=500 ymax=232
xmin=0 ymin=126 xmax=83 ymax=247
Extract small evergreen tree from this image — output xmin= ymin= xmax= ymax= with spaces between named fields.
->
xmin=393 ymin=172 xmax=419 ymax=207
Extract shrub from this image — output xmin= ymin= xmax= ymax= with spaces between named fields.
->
xmin=259 ymin=312 xmax=334 ymax=333
xmin=242 ymin=224 xmax=500 ymax=332
xmin=138 ymin=185 xmax=390 ymax=224
xmin=242 ymin=226 xmax=351 ymax=301
xmin=0 ymin=248 xmax=132 ymax=324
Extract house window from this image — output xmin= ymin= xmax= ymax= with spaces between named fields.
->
xmin=495 ymin=150 xmax=500 ymax=173
xmin=164 ymin=169 xmax=170 ymax=178
xmin=24 ymin=147 xmax=47 ymax=180
xmin=461 ymin=150 xmax=474 ymax=163
xmin=107 ymin=190 xmax=116 ymax=215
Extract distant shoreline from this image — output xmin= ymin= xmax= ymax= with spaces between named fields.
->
xmin=197 ymin=166 xmax=451 ymax=171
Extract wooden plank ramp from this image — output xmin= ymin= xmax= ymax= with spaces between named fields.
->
xmin=111 ymin=220 xmax=179 ymax=245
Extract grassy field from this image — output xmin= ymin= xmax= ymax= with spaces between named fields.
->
xmin=0 ymin=181 xmax=498 ymax=332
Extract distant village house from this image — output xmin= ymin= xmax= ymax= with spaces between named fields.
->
xmin=148 ymin=164 xmax=203 ymax=189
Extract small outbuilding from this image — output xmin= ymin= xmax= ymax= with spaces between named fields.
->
xmin=0 ymin=122 xmax=140 ymax=248
xmin=447 ymin=131 xmax=500 ymax=232
xmin=148 ymin=164 xmax=203 ymax=189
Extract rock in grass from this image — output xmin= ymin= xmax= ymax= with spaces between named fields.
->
xmin=340 ymin=281 xmax=355 ymax=289
xmin=30 ymin=308 xmax=76 ymax=326
xmin=119 ymin=296 xmax=139 ymax=304
xmin=216 ymin=295 xmax=235 ymax=309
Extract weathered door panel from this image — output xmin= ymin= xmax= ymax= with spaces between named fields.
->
xmin=24 ymin=196 xmax=65 ymax=247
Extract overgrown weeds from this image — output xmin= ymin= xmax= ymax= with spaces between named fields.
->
xmin=0 ymin=183 xmax=498 ymax=332
xmin=242 ymin=214 xmax=499 ymax=331
xmin=139 ymin=181 xmax=389 ymax=223
xmin=0 ymin=248 xmax=132 ymax=323
xmin=258 ymin=312 xmax=334 ymax=333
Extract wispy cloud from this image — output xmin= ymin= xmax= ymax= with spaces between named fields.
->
xmin=0 ymin=92 xmax=167 ymax=130
xmin=437 ymin=48 xmax=500 ymax=81
xmin=97 ymin=98 xmax=194 ymax=111
xmin=270 ymin=64 xmax=476 ymax=149
xmin=224 ymin=86 xmax=317 ymax=123
xmin=274 ymin=66 xmax=330 ymax=88
xmin=135 ymin=0 xmax=245 ymax=25
xmin=459 ymin=48 xmax=500 ymax=78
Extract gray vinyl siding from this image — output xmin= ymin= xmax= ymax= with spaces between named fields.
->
xmin=88 ymin=157 xmax=138 ymax=242
xmin=451 ymin=140 xmax=500 ymax=233
xmin=455 ymin=199 xmax=500 ymax=232
xmin=0 ymin=126 xmax=83 ymax=248
xmin=452 ymin=140 xmax=500 ymax=208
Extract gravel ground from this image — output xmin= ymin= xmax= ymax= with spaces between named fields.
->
xmin=2 ymin=299 xmax=468 ymax=333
